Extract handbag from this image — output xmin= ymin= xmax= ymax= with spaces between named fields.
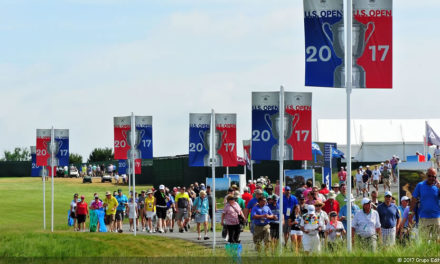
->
xmin=232 ymin=205 xmax=246 ymax=232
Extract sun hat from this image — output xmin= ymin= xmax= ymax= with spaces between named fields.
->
xmin=105 ymin=191 xmax=111 ymax=196
xmin=332 ymin=183 xmax=340 ymax=188
xmin=384 ymin=191 xmax=392 ymax=197
xmin=159 ymin=185 xmax=165 ymax=190
xmin=307 ymin=205 xmax=316 ymax=214
xmin=328 ymin=191 xmax=337 ymax=199
xmin=147 ymin=190 xmax=153 ymax=194
xmin=401 ymin=196 xmax=410 ymax=202
xmin=361 ymin=198 xmax=371 ymax=205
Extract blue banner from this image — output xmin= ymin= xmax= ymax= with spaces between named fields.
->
xmin=189 ymin=113 xmax=211 ymax=167
xmin=251 ymin=92 xmax=279 ymax=161
xmin=31 ymin=153 xmax=42 ymax=177
xmin=118 ymin=160 xmax=127 ymax=174
xmin=135 ymin=116 xmax=153 ymax=159
xmin=304 ymin=0 xmax=343 ymax=87
xmin=54 ymin=129 xmax=69 ymax=167
xmin=324 ymin=143 xmax=337 ymax=189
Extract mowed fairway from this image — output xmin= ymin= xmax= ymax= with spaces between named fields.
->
xmin=0 ymin=177 xmax=215 ymax=258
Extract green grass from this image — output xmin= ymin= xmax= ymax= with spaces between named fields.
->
xmin=0 ymin=177 xmax=213 ymax=257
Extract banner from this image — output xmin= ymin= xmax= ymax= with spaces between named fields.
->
xmin=243 ymin=140 xmax=251 ymax=170
xmin=354 ymin=0 xmax=393 ymax=88
xmin=304 ymin=0 xmax=344 ymax=87
xmin=54 ymin=129 xmax=69 ymax=167
xmin=324 ymin=143 xmax=337 ymax=189
xmin=215 ymin=113 xmax=237 ymax=167
xmin=118 ymin=160 xmax=127 ymax=175
xmin=135 ymin=159 xmax=142 ymax=174
xmin=252 ymin=92 xmax=312 ymax=161
xmin=426 ymin=122 xmax=440 ymax=146
xmin=285 ymin=92 xmax=312 ymax=160
xmin=118 ymin=159 xmax=141 ymax=174
xmin=114 ymin=116 xmax=131 ymax=160
xmin=135 ymin=116 xmax=153 ymax=159
xmin=189 ymin=113 xmax=211 ymax=167
xmin=304 ymin=0 xmax=392 ymax=88
xmin=30 ymin=146 xmax=42 ymax=177
xmin=36 ymin=129 xmax=51 ymax=167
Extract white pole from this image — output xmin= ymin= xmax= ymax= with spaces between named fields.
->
xmin=211 ymin=109 xmax=216 ymax=251
xmin=43 ymin=166 xmax=46 ymax=230
xmin=51 ymin=127 xmax=55 ymax=233
xmin=330 ymin=146 xmax=333 ymax=188
xmin=226 ymin=166 xmax=229 ymax=178
xmin=131 ymin=113 xmax=136 ymax=236
xmin=251 ymin=160 xmax=254 ymax=182
xmin=346 ymin=0 xmax=353 ymax=252
xmin=128 ymin=160 xmax=131 ymax=198
xmin=279 ymin=86 xmax=285 ymax=252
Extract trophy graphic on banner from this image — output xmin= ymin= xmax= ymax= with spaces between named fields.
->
xmin=44 ymin=140 xmax=62 ymax=167
xmin=323 ymin=18 xmax=374 ymax=88
xmin=265 ymin=113 xmax=293 ymax=160
xmin=202 ymin=130 xmax=223 ymax=166
xmin=124 ymin=129 xmax=144 ymax=160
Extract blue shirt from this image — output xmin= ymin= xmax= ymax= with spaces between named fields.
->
xmin=251 ymin=205 xmax=273 ymax=226
xmin=193 ymin=196 xmax=210 ymax=215
xmin=377 ymin=202 xmax=400 ymax=229
xmin=268 ymin=203 xmax=280 ymax=224
xmin=246 ymin=198 xmax=259 ymax=210
xmin=339 ymin=204 xmax=360 ymax=230
xmin=116 ymin=194 xmax=128 ymax=211
xmin=277 ymin=194 xmax=298 ymax=220
xmin=167 ymin=196 xmax=174 ymax=208
xmin=412 ymin=181 xmax=440 ymax=218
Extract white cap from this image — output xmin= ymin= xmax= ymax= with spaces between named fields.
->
xmin=366 ymin=165 xmax=370 ymax=168
xmin=384 ymin=191 xmax=392 ymax=197
xmin=401 ymin=196 xmax=410 ymax=202
xmin=344 ymin=194 xmax=355 ymax=202
xmin=359 ymin=166 xmax=363 ymax=169
xmin=361 ymin=198 xmax=371 ymax=205
xmin=307 ymin=205 xmax=315 ymax=214
xmin=159 ymin=185 xmax=165 ymax=190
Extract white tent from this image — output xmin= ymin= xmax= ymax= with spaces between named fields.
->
xmin=316 ymin=119 xmax=440 ymax=162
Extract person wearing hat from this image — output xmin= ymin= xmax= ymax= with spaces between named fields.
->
xmin=175 ymin=186 xmax=190 ymax=233
xmin=331 ymin=183 xmax=340 ymax=195
xmin=126 ymin=191 xmax=138 ymax=232
xmin=115 ymin=189 xmax=128 ymax=233
xmin=352 ymin=198 xmax=381 ymax=252
xmin=233 ymin=191 xmax=245 ymax=210
xmin=248 ymin=180 xmax=256 ymax=194
xmin=314 ymin=200 xmax=329 ymax=244
xmin=326 ymin=211 xmax=345 ymax=250
xmin=154 ymin=185 xmax=170 ymax=233
xmin=70 ymin=193 xmax=79 ymax=231
xmin=241 ymin=187 xmax=252 ymax=208
xmin=145 ymin=189 xmax=156 ymax=233
xmin=323 ymin=191 xmax=340 ymax=216
xmin=245 ymin=189 xmax=263 ymax=234
xmin=267 ymin=195 xmax=280 ymax=247
xmin=300 ymin=205 xmax=324 ymax=254
xmin=76 ymin=195 xmax=89 ymax=232
xmin=138 ymin=190 xmax=147 ymax=231
xmin=397 ymin=196 xmax=411 ymax=242
xmin=89 ymin=194 xmax=103 ymax=232
xmin=103 ymin=191 xmax=119 ymax=232
xmin=377 ymin=191 xmax=400 ymax=246
xmin=338 ymin=166 xmax=347 ymax=185
xmin=338 ymin=194 xmax=360 ymax=231
xmin=409 ymin=167 xmax=440 ymax=242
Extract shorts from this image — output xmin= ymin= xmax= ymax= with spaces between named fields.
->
xmin=77 ymin=214 xmax=86 ymax=224
xmin=156 ymin=207 xmax=167 ymax=219
xmin=195 ymin=213 xmax=208 ymax=223
xmin=357 ymin=181 xmax=364 ymax=190
xmin=70 ymin=212 xmax=76 ymax=219
xmin=283 ymin=222 xmax=291 ymax=234
xmin=175 ymin=209 xmax=188 ymax=221
xmin=290 ymin=229 xmax=303 ymax=236
xmin=302 ymin=233 xmax=321 ymax=252
xmin=166 ymin=208 xmax=173 ymax=220
xmin=104 ymin=214 xmax=115 ymax=225
xmin=373 ymin=180 xmax=379 ymax=185
xmin=419 ymin=218 xmax=440 ymax=240
xmin=115 ymin=210 xmax=125 ymax=221
xmin=383 ymin=178 xmax=391 ymax=188
xmin=269 ymin=223 xmax=279 ymax=239
xmin=146 ymin=211 xmax=155 ymax=219
xmin=253 ymin=224 xmax=270 ymax=244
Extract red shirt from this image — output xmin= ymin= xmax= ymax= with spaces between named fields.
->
xmin=322 ymin=199 xmax=339 ymax=215
xmin=241 ymin=192 xmax=253 ymax=207
xmin=76 ymin=201 xmax=89 ymax=215
xmin=249 ymin=184 xmax=256 ymax=194
xmin=319 ymin=187 xmax=329 ymax=195
xmin=338 ymin=171 xmax=347 ymax=181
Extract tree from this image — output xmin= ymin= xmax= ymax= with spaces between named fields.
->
xmin=1 ymin=147 xmax=31 ymax=161
xmin=88 ymin=148 xmax=114 ymax=163
xmin=69 ymin=153 xmax=83 ymax=164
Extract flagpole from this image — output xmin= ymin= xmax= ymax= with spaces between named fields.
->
xmin=278 ymin=86 xmax=285 ymax=252
xmin=51 ymin=127 xmax=55 ymax=233
xmin=131 ymin=113 xmax=136 ymax=236
xmin=43 ymin=165 xmax=46 ymax=230
xmin=211 ymin=109 xmax=216 ymax=251
xmin=346 ymin=0 xmax=353 ymax=252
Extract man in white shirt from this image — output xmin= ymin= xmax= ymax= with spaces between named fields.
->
xmin=352 ymin=198 xmax=381 ymax=252
xmin=372 ymin=166 xmax=381 ymax=193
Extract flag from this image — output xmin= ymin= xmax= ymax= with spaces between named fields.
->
xmin=312 ymin=142 xmax=323 ymax=156
xmin=332 ymin=148 xmax=345 ymax=159
xmin=236 ymin=156 xmax=247 ymax=166
xmin=426 ymin=122 xmax=440 ymax=146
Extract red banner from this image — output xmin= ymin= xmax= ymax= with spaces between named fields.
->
xmin=135 ymin=159 xmax=142 ymax=174
xmin=36 ymin=129 xmax=51 ymax=167
xmin=114 ymin=117 xmax=131 ymax=160
xmin=216 ymin=114 xmax=237 ymax=167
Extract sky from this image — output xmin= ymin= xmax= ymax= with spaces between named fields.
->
xmin=1 ymin=0 xmax=439 ymax=162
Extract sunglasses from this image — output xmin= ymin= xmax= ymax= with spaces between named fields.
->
xmin=427 ymin=175 xmax=436 ymax=178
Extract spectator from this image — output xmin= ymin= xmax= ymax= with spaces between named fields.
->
xmin=165 ymin=188 xmax=175 ymax=233
xmin=323 ymin=191 xmax=340 ymax=216
xmin=382 ymin=165 xmax=392 ymax=192
xmin=145 ymin=189 xmax=156 ymax=233
xmin=154 ymin=185 xmax=169 ymax=233
xmin=377 ymin=191 xmax=400 ymax=246
xmin=372 ymin=165 xmax=381 ymax=193
xmin=338 ymin=167 xmax=347 ymax=185
xmin=312 ymin=186 xmax=326 ymax=202
xmin=115 ymin=189 xmax=128 ymax=233
xmin=251 ymin=197 xmax=276 ymax=253
xmin=332 ymin=183 xmax=340 ymax=195
xmin=193 ymin=190 xmax=210 ymax=240
xmin=289 ymin=204 xmax=303 ymax=253
xmin=275 ymin=180 xmax=281 ymax=196
xmin=302 ymin=180 xmax=313 ymax=198
xmin=241 ymin=187 xmax=253 ymax=207
xmin=326 ymin=211 xmax=345 ymax=251
xmin=103 ymin=191 xmax=118 ymax=232
xmin=249 ymin=180 xmax=256 ymax=194
xmin=352 ymin=198 xmax=381 ymax=252
xmin=314 ymin=200 xmax=329 ymax=245
xmin=370 ymin=190 xmax=382 ymax=210
xmin=335 ymin=184 xmax=347 ymax=207
xmin=339 ymin=194 xmax=360 ymax=231
xmin=267 ymin=195 xmax=280 ymax=251
xmin=206 ymin=186 xmax=215 ymax=231
xmin=89 ymin=195 xmax=102 ymax=232
xmin=301 ymin=205 xmax=324 ymax=254
xmin=222 ymin=194 xmax=245 ymax=244
xmin=298 ymin=194 xmax=308 ymax=215
xmin=355 ymin=168 xmax=364 ymax=198
xmin=127 ymin=192 xmax=137 ymax=232
xmin=319 ymin=183 xmax=330 ymax=198
xmin=70 ymin=193 xmax=79 ymax=231
xmin=138 ymin=191 xmax=146 ymax=231
xmin=409 ymin=167 xmax=440 ymax=242
xmin=175 ymin=187 xmax=190 ymax=233
xmin=245 ymin=189 xmax=263 ymax=234
xmin=76 ymin=195 xmax=88 ymax=232
xmin=234 ymin=191 xmax=245 ymax=210
xmin=281 ymin=186 xmax=298 ymax=246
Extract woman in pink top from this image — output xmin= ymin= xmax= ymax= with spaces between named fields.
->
xmin=221 ymin=195 xmax=245 ymax=243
